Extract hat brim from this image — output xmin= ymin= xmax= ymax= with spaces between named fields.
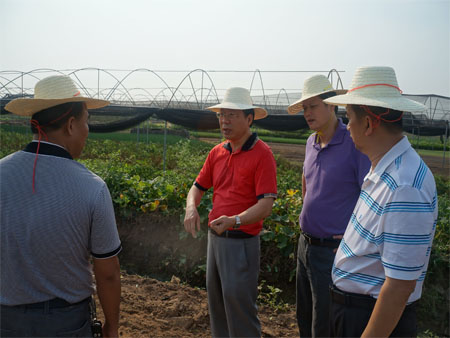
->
xmin=206 ymin=102 xmax=268 ymax=120
xmin=287 ymin=89 xmax=347 ymax=115
xmin=323 ymin=94 xmax=426 ymax=113
xmin=5 ymin=97 xmax=110 ymax=116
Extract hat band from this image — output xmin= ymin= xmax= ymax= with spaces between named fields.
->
xmin=348 ymin=83 xmax=403 ymax=94
xmin=29 ymin=104 xmax=75 ymax=194
xmin=30 ymin=120 xmax=49 ymax=194
xmin=362 ymin=105 xmax=404 ymax=128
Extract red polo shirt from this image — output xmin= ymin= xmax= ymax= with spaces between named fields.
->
xmin=195 ymin=133 xmax=277 ymax=235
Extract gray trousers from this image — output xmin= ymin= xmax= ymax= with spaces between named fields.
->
xmin=207 ymin=231 xmax=261 ymax=338
xmin=0 ymin=299 xmax=92 ymax=337
xmin=296 ymin=233 xmax=336 ymax=337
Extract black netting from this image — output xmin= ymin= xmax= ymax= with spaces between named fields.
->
xmin=154 ymin=108 xmax=219 ymax=130
xmin=1 ymin=100 xmax=449 ymax=136
xmin=88 ymin=106 xmax=157 ymax=133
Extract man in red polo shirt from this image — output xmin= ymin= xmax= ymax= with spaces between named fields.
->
xmin=184 ymin=87 xmax=277 ymax=337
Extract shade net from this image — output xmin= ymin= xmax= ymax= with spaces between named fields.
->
xmin=1 ymin=95 xmax=448 ymax=136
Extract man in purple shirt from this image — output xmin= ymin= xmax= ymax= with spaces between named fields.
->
xmin=288 ymin=75 xmax=370 ymax=337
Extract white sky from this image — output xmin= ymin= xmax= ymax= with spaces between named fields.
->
xmin=1 ymin=0 xmax=449 ymax=96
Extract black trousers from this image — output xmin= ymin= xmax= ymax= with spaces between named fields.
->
xmin=330 ymin=286 xmax=417 ymax=337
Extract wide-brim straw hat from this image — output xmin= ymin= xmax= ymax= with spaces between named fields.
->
xmin=287 ymin=75 xmax=346 ymax=114
xmin=5 ymin=75 xmax=109 ymax=116
xmin=206 ymin=87 xmax=268 ymax=120
xmin=323 ymin=66 xmax=426 ymax=112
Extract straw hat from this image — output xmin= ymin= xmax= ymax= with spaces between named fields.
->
xmin=323 ymin=66 xmax=426 ymax=112
xmin=287 ymin=75 xmax=346 ymax=114
xmin=5 ymin=75 xmax=109 ymax=116
xmin=206 ymin=87 xmax=267 ymax=120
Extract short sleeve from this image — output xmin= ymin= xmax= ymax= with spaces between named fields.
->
xmin=255 ymin=150 xmax=277 ymax=199
xmin=90 ymin=184 xmax=121 ymax=259
xmin=195 ymin=150 xmax=213 ymax=191
xmin=379 ymin=185 xmax=436 ymax=281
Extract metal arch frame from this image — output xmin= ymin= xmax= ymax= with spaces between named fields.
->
xmin=327 ymin=69 xmax=344 ymax=90
xmin=0 ymin=68 xmax=66 ymax=96
xmin=423 ymin=95 xmax=447 ymax=121
xmin=67 ymin=68 xmax=134 ymax=102
xmin=103 ymin=68 xmax=174 ymax=104
xmin=124 ymin=88 xmax=158 ymax=106
xmin=165 ymin=69 xmax=220 ymax=109
xmin=275 ymin=88 xmax=291 ymax=106
xmin=249 ymin=69 xmax=268 ymax=110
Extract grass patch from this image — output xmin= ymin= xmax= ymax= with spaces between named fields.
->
xmin=88 ymin=132 xmax=186 ymax=145
xmin=416 ymin=148 xmax=450 ymax=158
xmin=259 ymin=136 xmax=307 ymax=145
xmin=190 ymin=131 xmax=307 ymax=145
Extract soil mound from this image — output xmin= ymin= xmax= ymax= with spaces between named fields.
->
xmin=97 ymin=273 xmax=298 ymax=337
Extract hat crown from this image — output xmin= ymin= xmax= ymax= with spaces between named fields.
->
xmin=222 ymin=87 xmax=253 ymax=106
xmin=34 ymin=75 xmax=80 ymax=100
xmin=323 ymin=66 xmax=426 ymax=112
xmin=348 ymin=66 xmax=401 ymax=98
xmin=302 ymin=75 xmax=335 ymax=98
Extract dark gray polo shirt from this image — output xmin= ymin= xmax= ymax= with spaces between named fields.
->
xmin=0 ymin=141 xmax=121 ymax=305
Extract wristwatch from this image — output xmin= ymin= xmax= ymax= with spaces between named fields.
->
xmin=233 ymin=215 xmax=241 ymax=229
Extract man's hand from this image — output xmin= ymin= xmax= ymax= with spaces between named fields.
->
xmin=184 ymin=206 xmax=201 ymax=238
xmin=210 ymin=215 xmax=235 ymax=235
xmin=332 ymin=234 xmax=343 ymax=253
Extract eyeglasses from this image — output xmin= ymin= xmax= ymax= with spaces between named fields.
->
xmin=216 ymin=111 xmax=240 ymax=120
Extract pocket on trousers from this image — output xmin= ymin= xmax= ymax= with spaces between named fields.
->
xmin=56 ymin=320 xmax=92 ymax=337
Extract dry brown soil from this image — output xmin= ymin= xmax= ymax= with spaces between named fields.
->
xmin=96 ymin=273 xmax=297 ymax=337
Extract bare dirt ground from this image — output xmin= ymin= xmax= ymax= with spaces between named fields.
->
xmin=96 ymin=272 xmax=297 ymax=337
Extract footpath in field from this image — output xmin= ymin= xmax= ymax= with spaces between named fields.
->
xmin=199 ymin=138 xmax=449 ymax=177
xmin=97 ymin=272 xmax=297 ymax=337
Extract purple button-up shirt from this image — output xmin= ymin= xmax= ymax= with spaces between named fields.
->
xmin=299 ymin=119 xmax=370 ymax=238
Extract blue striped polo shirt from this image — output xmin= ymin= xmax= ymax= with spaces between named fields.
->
xmin=332 ymin=136 xmax=438 ymax=303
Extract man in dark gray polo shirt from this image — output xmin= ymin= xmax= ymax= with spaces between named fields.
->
xmin=1 ymin=75 xmax=121 ymax=337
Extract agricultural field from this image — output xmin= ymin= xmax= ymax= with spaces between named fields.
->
xmin=1 ymin=127 xmax=449 ymax=336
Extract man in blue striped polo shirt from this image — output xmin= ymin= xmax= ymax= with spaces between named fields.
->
xmin=324 ymin=66 xmax=438 ymax=337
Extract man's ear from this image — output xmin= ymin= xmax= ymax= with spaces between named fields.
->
xmin=328 ymin=104 xmax=336 ymax=114
xmin=365 ymin=116 xmax=379 ymax=136
xmin=247 ymin=113 xmax=254 ymax=127
xmin=65 ymin=116 xmax=76 ymax=136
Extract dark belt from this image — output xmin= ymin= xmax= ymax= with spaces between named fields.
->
xmin=209 ymin=229 xmax=254 ymax=239
xmin=329 ymin=285 xmax=376 ymax=310
xmin=4 ymin=296 xmax=91 ymax=309
xmin=302 ymin=232 xmax=341 ymax=248
xmin=330 ymin=285 xmax=418 ymax=311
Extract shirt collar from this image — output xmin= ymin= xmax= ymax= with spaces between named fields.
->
xmin=313 ymin=118 xmax=346 ymax=148
xmin=223 ymin=132 xmax=258 ymax=153
xmin=24 ymin=141 xmax=73 ymax=160
xmin=367 ymin=136 xmax=411 ymax=182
